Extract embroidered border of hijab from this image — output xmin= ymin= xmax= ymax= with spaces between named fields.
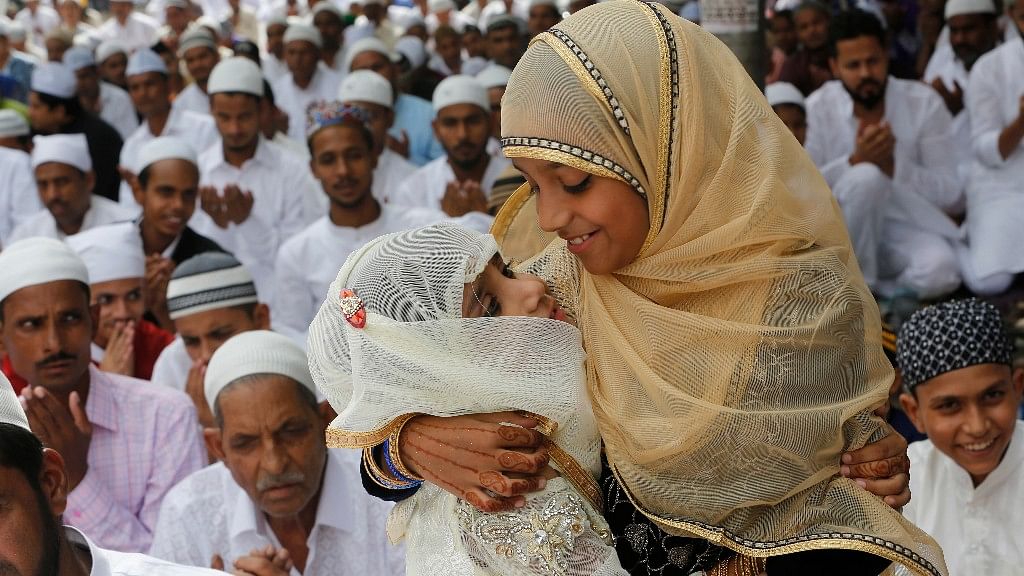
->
xmin=501 ymin=138 xmax=645 ymax=195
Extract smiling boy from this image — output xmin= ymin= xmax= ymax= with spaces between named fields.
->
xmin=898 ymin=298 xmax=1024 ymax=576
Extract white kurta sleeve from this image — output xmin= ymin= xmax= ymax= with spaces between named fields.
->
xmin=894 ymin=94 xmax=961 ymax=212
xmin=272 ymin=238 xmax=318 ymax=347
xmin=967 ymin=54 xmax=1013 ymax=168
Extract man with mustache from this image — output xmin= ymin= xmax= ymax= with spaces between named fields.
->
xmin=805 ymin=9 xmax=962 ymax=300
xmin=7 ymin=133 xmax=132 ymax=245
xmin=149 ymin=330 xmax=401 ymax=576
xmin=0 ymin=238 xmax=205 ymax=552
xmin=392 ymin=75 xmax=509 ymax=218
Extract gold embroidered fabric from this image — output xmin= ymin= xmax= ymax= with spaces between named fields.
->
xmin=496 ymin=1 xmax=947 ymax=574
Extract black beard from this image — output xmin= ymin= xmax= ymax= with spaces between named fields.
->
xmin=449 ymin=151 xmax=486 ymax=171
xmin=842 ymin=77 xmax=887 ymax=110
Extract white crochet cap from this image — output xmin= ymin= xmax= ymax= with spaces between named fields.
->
xmin=0 ymin=237 xmax=90 ymax=304
xmin=338 ymin=69 xmax=393 ymax=107
xmin=0 ymin=110 xmax=29 ymax=138
xmin=166 ymin=252 xmax=258 ymax=320
xmin=95 ymin=39 xmax=128 ymax=64
xmin=312 ymin=2 xmax=344 ymax=20
xmin=208 ymin=57 xmax=264 ymax=96
xmin=32 ymin=134 xmax=91 ymax=172
xmin=62 ymin=45 xmax=95 ymax=72
xmin=527 ymin=0 xmax=557 ymax=8
xmin=165 ymin=0 xmax=190 ymax=9
xmin=204 ymin=330 xmax=315 ymax=412
xmin=66 ymin=222 xmax=145 ymax=284
xmin=0 ymin=374 xmax=30 ymax=431
xmin=765 ymin=82 xmax=806 ymax=109
xmin=429 ymin=0 xmax=455 ymax=12
xmin=136 ymin=136 xmax=198 ymax=173
xmin=126 ymin=49 xmax=168 ymax=77
xmin=395 ymin=35 xmax=426 ymax=68
xmin=31 ymin=62 xmax=77 ymax=99
xmin=432 ymin=74 xmax=488 ymax=113
xmin=474 ymin=64 xmax=511 ymax=89
xmin=178 ymin=26 xmax=218 ymax=56
xmin=344 ymin=36 xmax=393 ymax=70
xmin=945 ymin=0 xmax=996 ymax=17
xmin=5 ymin=20 xmax=26 ymax=42
xmin=283 ymin=22 xmax=323 ymax=48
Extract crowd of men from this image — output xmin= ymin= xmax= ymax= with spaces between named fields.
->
xmin=0 ymin=0 xmax=1022 ymax=573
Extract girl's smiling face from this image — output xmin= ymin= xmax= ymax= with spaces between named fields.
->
xmin=462 ymin=258 xmax=571 ymax=323
xmin=512 ymin=157 xmax=650 ymax=276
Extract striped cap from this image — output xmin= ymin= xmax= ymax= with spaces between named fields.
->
xmin=167 ymin=252 xmax=258 ymax=320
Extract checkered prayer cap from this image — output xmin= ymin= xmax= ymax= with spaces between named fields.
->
xmin=896 ymin=298 xmax=1013 ymax=391
xmin=305 ymin=100 xmax=372 ymax=139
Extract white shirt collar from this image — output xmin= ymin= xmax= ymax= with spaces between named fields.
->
xmin=64 ymin=526 xmax=112 ymax=576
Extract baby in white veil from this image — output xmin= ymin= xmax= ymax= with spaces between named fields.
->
xmin=307 ymin=223 xmax=625 ymax=576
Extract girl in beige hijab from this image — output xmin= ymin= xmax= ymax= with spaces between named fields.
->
xmin=353 ymin=1 xmax=945 ymax=574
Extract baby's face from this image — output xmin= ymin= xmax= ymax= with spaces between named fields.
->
xmin=462 ymin=259 xmax=571 ymax=323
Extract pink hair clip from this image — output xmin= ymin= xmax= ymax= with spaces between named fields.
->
xmin=339 ymin=289 xmax=366 ymax=328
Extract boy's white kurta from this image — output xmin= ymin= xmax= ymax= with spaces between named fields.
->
xmin=99 ymin=82 xmax=140 ymax=140
xmin=272 ymin=65 xmax=342 ymax=142
xmin=391 ymin=153 xmax=510 ymax=211
xmin=66 ymin=527 xmax=225 ymax=576
xmin=0 ymin=147 xmax=42 ymax=247
xmin=8 ymin=195 xmax=133 ymax=244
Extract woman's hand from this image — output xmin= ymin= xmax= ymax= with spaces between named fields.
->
xmin=397 ymin=412 xmax=551 ymax=512
xmin=841 ymin=432 xmax=910 ymax=508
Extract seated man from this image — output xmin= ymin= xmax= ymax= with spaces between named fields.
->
xmin=898 ymin=298 xmax=1024 ymax=575
xmin=0 ymin=377 xmax=223 ymax=576
xmin=805 ymin=9 xmax=962 ymax=299
xmin=67 ymin=223 xmax=175 ymax=379
xmin=8 ymin=133 xmax=132 ymax=244
xmin=0 ymin=238 xmax=205 ymax=552
xmin=766 ymin=82 xmax=808 ymax=146
xmin=150 ymin=330 xmax=402 ymax=575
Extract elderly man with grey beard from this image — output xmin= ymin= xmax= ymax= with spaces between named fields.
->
xmin=149 ymin=330 xmax=403 ymax=576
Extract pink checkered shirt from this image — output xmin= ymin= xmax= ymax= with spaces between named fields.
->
xmin=64 ymin=365 xmax=205 ymax=553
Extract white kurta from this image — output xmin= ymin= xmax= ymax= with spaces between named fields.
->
xmin=261 ymin=53 xmax=290 ymax=84
xmin=119 ymin=107 xmax=220 ymax=211
xmin=922 ymin=43 xmax=972 ymax=188
xmin=172 ymin=83 xmax=211 ymax=117
xmin=14 ymin=5 xmax=60 ymax=44
xmin=902 ymin=422 xmax=1024 ymax=576
xmin=805 ymin=78 xmax=962 ymax=298
xmin=99 ymin=82 xmax=140 ymax=141
xmin=95 ymin=13 xmax=159 ymax=53
xmin=8 ymin=195 xmax=134 ymax=244
xmin=150 ymin=336 xmax=190 ymax=392
xmin=272 ymin=66 xmax=342 ymax=142
xmin=962 ymin=37 xmax=1024 ymax=280
xmin=373 ymin=148 xmax=417 ymax=205
xmin=391 ymin=153 xmax=510 ymax=212
xmin=191 ymin=137 xmax=316 ymax=302
xmin=66 ymin=527 xmax=223 ymax=576
xmin=0 ymin=147 xmax=43 ymax=247
xmin=149 ymin=449 xmax=405 ymax=576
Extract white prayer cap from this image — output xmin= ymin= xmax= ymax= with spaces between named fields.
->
xmin=62 ymin=46 xmax=95 ymax=72
xmin=67 ymin=223 xmax=145 ymax=284
xmin=433 ymin=74 xmax=488 ymax=114
xmin=31 ymin=134 xmax=91 ymax=172
xmin=5 ymin=21 xmax=26 ymax=42
xmin=765 ymin=82 xmax=805 ymax=109
xmin=31 ymin=63 xmax=77 ymax=99
xmin=0 ymin=374 xmax=30 ymax=431
xmin=395 ymin=35 xmax=426 ymax=68
xmin=312 ymin=2 xmax=344 ymax=20
xmin=204 ymin=330 xmax=315 ymax=412
xmin=167 ymin=252 xmax=258 ymax=320
xmin=429 ymin=0 xmax=455 ymax=13
xmin=283 ymin=23 xmax=323 ymax=48
xmin=126 ymin=49 xmax=168 ymax=77
xmin=363 ymin=0 xmax=387 ymax=6
xmin=95 ymin=39 xmax=128 ymax=64
xmin=208 ymin=57 xmax=264 ymax=96
xmin=0 ymin=21 xmax=7 ymax=39
xmin=475 ymin=64 xmax=511 ymax=89
xmin=195 ymin=16 xmax=224 ymax=38
xmin=338 ymin=69 xmax=393 ymax=108
xmin=527 ymin=0 xmax=557 ymax=9
xmin=0 ymin=110 xmax=29 ymax=138
xmin=136 ymin=136 xmax=198 ymax=172
xmin=344 ymin=37 xmax=394 ymax=69
xmin=0 ymin=238 xmax=90 ymax=304
xmin=165 ymin=0 xmax=190 ymax=9
xmin=266 ymin=11 xmax=289 ymax=26
xmin=178 ymin=27 xmax=218 ymax=56
xmin=945 ymin=0 xmax=996 ymax=18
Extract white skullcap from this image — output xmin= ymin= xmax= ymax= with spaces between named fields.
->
xmin=475 ymin=64 xmax=511 ymax=89
xmin=266 ymin=11 xmax=289 ymax=26
xmin=338 ymin=69 xmax=393 ymax=107
xmin=527 ymin=0 xmax=557 ymax=8
xmin=95 ymin=39 xmax=128 ymax=64
xmin=5 ymin=21 xmax=26 ymax=42
xmin=312 ymin=2 xmax=344 ymax=19
xmin=0 ymin=373 xmax=30 ymax=431
xmin=362 ymin=0 xmax=387 ymax=6
xmin=429 ymin=0 xmax=455 ymax=13
xmin=345 ymin=36 xmax=393 ymax=70
xmin=395 ymin=35 xmax=426 ymax=68
xmin=126 ymin=49 xmax=168 ymax=77
xmin=136 ymin=136 xmax=198 ymax=172
xmin=178 ymin=27 xmax=218 ymax=56
xmin=67 ymin=222 xmax=145 ymax=284
xmin=31 ymin=63 xmax=77 ymax=99
xmin=204 ymin=330 xmax=315 ymax=412
xmin=283 ymin=23 xmax=323 ymax=48
xmin=0 ymin=21 xmax=7 ymax=39
xmin=433 ymin=74 xmax=488 ymax=113
xmin=167 ymin=252 xmax=258 ymax=320
xmin=208 ymin=57 xmax=264 ymax=96
xmin=62 ymin=46 xmax=95 ymax=72
xmin=765 ymin=82 xmax=806 ymax=109
xmin=165 ymin=0 xmax=190 ymax=9
xmin=0 ymin=237 xmax=90 ymax=304
xmin=0 ymin=110 xmax=29 ymax=138
xmin=195 ymin=16 xmax=223 ymax=38
xmin=32 ymin=134 xmax=91 ymax=172
xmin=945 ymin=0 xmax=996 ymax=17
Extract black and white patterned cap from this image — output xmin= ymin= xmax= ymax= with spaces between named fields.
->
xmin=896 ymin=298 xmax=1013 ymax=391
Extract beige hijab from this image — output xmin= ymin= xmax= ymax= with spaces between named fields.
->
xmin=495 ymin=2 xmax=946 ymax=574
